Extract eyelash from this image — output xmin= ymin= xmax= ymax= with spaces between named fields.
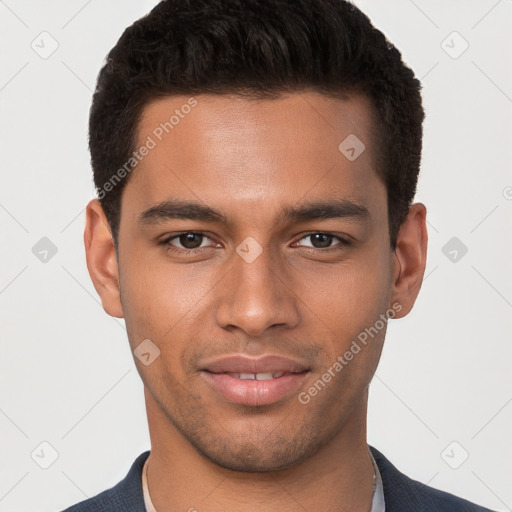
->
xmin=160 ymin=232 xmax=352 ymax=254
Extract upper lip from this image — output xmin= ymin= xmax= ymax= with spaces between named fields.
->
xmin=200 ymin=355 xmax=309 ymax=374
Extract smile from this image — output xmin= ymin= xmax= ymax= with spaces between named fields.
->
xmin=200 ymin=370 xmax=309 ymax=406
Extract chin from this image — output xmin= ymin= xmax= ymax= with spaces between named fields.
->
xmin=190 ymin=424 xmax=328 ymax=473
xmin=200 ymin=445 xmax=306 ymax=473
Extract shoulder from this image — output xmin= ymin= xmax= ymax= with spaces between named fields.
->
xmin=370 ymin=446 xmax=496 ymax=512
xmin=61 ymin=451 xmax=149 ymax=512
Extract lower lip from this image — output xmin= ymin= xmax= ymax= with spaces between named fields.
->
xmin=200 ymin=371 xmax=309 ymax=406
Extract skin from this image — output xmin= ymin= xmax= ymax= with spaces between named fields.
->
xmin=84 ymin=91 xmax=427 ymax=512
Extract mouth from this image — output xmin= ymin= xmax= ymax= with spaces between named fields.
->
xmin=200 ymin=370 xmax=309 ymax=406
xmin=198 ymin=354 xmax=310 ymax=406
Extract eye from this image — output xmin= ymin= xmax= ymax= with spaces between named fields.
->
xmin=163 ymin=232 xmax=215 ymax=251
xmin=295 ymin=233 xmax=350 ymax=249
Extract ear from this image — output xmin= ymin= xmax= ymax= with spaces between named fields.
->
xmin=390 ymin=203 xmax=428 ymax=318
xmin=84 ymin=199 xmax=124 ymax=318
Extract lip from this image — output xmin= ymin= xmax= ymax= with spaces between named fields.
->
xmin=199 ymin=354 xmax=310 ymax=406
xmin=200 ymin=371 xmax=309 ymax=406
xmin=200 ymin=354 xmax=309 ymax=374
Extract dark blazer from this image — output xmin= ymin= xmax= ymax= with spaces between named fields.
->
xmin=61 ymin=446 xmax=495 ymax=511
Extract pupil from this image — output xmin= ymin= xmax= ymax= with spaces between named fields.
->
xmin=180 ymin=233 xmax=202 ymax=248
xmin=312 ymin=233 xmax=332 ymax=248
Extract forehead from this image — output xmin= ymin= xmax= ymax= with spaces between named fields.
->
xmin=123 ymin=91 xmax=384 ymax=223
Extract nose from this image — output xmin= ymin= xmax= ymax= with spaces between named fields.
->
xmin=214 ymin=244 xmax=301 ymax=337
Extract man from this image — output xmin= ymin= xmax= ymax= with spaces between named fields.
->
xmin=64 ymin=0 xmax=494 ymax=510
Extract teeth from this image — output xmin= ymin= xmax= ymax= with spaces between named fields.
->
xmin=239 ymin=373 xmax=257 ymax=380
xmin=230 ymin=372 xmax=285 ymax=380
xmin=255 ymin=372 xmax=274 ymax=380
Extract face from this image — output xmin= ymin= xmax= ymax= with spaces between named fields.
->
xmin=86 ymin=91 xmax=426 ymax=472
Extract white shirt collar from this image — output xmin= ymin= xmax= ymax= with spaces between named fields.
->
xmin=142 ymin=456 xmax=157 ymax=512
xmin=370 ymin=449 xmax=386 ymax=512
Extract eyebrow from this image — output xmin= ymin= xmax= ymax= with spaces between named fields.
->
xmin=138 ymin=198 xmax=370 ymax=226
xmin=279 ymin=200 xmax=369 ymax=224
xmin=139 ymin=200 xmax=227 ymax=224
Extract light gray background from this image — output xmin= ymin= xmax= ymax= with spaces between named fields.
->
xmin=1 ymin=1 xmax=511 ymax=511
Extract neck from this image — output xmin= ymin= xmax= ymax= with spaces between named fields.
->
xmin=144 ymin=389 xmax=374 ymax=512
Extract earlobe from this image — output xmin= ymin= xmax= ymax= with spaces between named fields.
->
xmin=390 ymin=203 xmax=428 ymax=319
xmin=84 ymin=199 xmax=124 ymax=318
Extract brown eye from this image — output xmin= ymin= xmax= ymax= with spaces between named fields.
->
xmin=309 ymin=233 xmax=334 ymax=248
xmin=177 ymin=233 xmax=204 ymax=249
xmin=295 ymin=233 xmax=351 ymax=250
xmin=161 ymin=231 xmax=221 ymax=257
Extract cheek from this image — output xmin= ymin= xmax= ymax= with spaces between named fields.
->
xmin=294 ymin=250 xmax=392 ymax=344
xmin=304 ymin=262 xmax=391 ymax=408
xmin=118 ymin=249 xmax=218 ymax=353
